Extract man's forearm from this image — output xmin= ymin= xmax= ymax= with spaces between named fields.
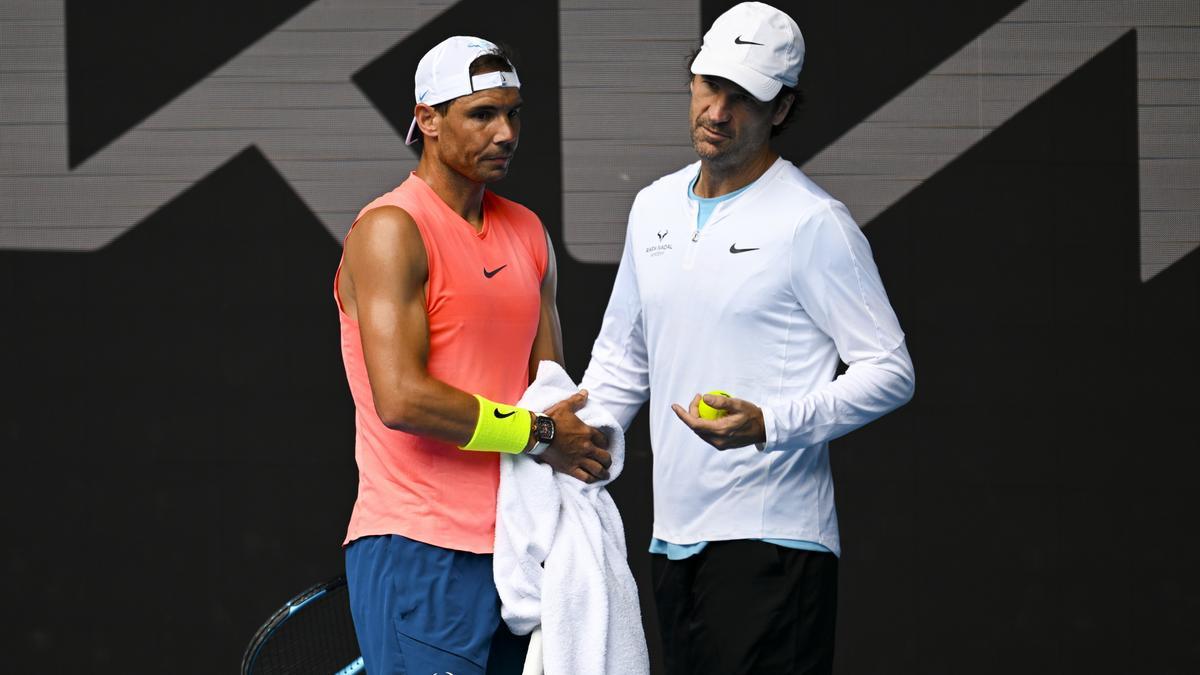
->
xmin=580 ymin=356 xmax=650 ymax=432
xmin=760 ymin=341 xmax=915 ymax=452
xmin=376 ymin=374 xmax=504 ymax=447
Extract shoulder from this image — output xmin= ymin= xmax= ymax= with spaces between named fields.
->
xmin=355 ymin=204 xmax=419 ymax=232
xmin=634 ymin=161 xmax=699 ymax=206
xmin=346 ymin=205 xmax=426 ymax=266
xmin=356 ymin=179 xmax=416 ymax=217
xmin=626 ymin=162 xmax=699 ymax=236
xmin=486 ymin=190 xmax=544 ymax=229
xmin=760 ymin=160 xmax=855 ymax=232
xmin=768 ymin=160 xmax=837 ymax=211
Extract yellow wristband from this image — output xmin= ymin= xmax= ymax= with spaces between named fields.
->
xmin=460 ymin=394 xmax=532 ymax=454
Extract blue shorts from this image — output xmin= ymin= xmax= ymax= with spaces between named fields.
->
xmin=345 ymin=534 xmax=529 ymax=675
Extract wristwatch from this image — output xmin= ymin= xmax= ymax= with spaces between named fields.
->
xmin=527 ymin=413 xmax=555 ymax=456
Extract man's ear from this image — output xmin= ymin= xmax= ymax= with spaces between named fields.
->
xmin=771 ymin=91 xmax=795 ymax=126
xmin=415 ymin=103 xmax=440 ymax=141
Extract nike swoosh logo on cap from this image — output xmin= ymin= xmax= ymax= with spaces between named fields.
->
xmin=734 ymin=35 xmax=764 ymax=45
xmin=730 ymin=243 xmax=760 ymax=254
xmin=483 ymin=264 xmax=507 ymax=278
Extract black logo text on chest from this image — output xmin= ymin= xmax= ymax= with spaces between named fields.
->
xmin=646 ymin=229 xmax=673 ymax=257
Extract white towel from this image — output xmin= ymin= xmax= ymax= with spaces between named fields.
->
xmin=495 ymin=361 xmax=650 ymax=675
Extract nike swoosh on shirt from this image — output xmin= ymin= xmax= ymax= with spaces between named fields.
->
xmin=493 ymin=409 xmax=516 ymax=419
xmin=729 ymin=243 xmax=760 ymax=254
xmin=483 ymin=264 xmax=508 ymax=278
xmin=734 ymin=36 xmax=764 ymax=45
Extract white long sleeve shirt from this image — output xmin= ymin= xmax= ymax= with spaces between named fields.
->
xmin=580 ymin=158 xmax=915 ymax=556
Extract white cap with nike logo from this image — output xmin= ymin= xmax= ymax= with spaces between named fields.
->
xmin=690 ymin=2 xmax=805 ymax=102
xmin=406 ymin=36 xmax=521 ymax=145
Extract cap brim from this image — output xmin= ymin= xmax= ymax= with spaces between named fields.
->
xmin=690 ymin=50 xmax=783 ymax=102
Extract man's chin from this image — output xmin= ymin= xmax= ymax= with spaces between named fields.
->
xmin=692 ymin=139 xmax=728 ymax=162
xmin=467 ymin=164 xmax=510 ymax=184
xmin=480 ymin=167 xmax=509 ymax=183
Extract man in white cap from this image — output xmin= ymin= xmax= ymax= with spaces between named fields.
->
xmin=335 ymin=36 xmax=611 ymax=674
xmin=581 ymin=3 xmax=916 ymax=673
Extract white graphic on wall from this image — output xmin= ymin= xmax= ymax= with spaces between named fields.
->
xmin=1 ymin=0 xmax=1197 ymax=281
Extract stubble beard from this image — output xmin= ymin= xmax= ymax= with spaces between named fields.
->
xmin=476 ymin=163 xmax=510 ymax=184
xmin=446 ymin=146 xmax=511 ymax=185
xmin=691 ymin=122 xmax=746 ymax=170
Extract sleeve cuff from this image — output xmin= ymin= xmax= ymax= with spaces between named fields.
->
xmin=757 ymin=404 xmax=778 ymax=452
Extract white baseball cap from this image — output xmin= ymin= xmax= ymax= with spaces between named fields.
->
xmin=406 ymin=36 xmax=521 ymax=145
xmin=690 ymin=2 xmax=805 ymax=102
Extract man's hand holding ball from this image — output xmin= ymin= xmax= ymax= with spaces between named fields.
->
xmin=672 ymin=389 xmax=767 ymax=451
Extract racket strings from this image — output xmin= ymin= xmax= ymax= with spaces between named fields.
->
xmin=248 ymin=581 xmax=362 ymax=675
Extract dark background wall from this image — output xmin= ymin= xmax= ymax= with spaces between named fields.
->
xmin=3 ymin=1 xmax=1198 ymax=673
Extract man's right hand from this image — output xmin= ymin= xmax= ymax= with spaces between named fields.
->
xmin=537 ymin=390 xmax=613 ymax=484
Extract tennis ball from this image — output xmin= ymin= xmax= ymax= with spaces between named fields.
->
xmin=697 ymin=390 xmax=732 ymax=420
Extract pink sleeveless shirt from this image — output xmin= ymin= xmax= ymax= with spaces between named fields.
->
xmin=335 ymin=173 xmax=548 ymax=553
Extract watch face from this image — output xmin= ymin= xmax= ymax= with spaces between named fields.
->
xmin=536 ymin=415 xmax=555 ymax=443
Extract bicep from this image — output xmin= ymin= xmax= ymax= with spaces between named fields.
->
xmin=528 ymin=227 xmax=564 ymax=379
xmin=790 ymin=203 xmax=906 ymax=364
xmin=344 ymin=207 xmax=431 ymax=404
xmin=579 ymin=228 xmax=651 ymax=429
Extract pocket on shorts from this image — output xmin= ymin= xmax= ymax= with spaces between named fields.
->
xmin=391 ymin=627 xmax=485 ymax=675
xmin=387 ymin=537 xmax=498 ymax=671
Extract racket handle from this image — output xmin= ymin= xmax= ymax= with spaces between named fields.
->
xmin=334 ymin=656 xmax=364 ymax=675
xmin=522 ymin=626 xmax=544 ymax=675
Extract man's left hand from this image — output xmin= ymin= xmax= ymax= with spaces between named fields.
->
xmin=671 ymin=393 xmax=767 ymax=451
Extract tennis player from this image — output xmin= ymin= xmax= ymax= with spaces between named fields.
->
xmin=580 ymin=3 xmax=916 ymax=673
xmin=334 ymin=36 xmax=611 ymax=675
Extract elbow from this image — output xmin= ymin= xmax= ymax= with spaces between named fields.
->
xmin=894 ymin=360 xmax=916 ymax=408
xmin=875 ymin=356 xmax=915 ymax=411
xmin=884 ymin=342 xmax=916 ymax=408
xmin=374 ymin=391 xmax=419 ymax=432
xmin=899 ymin=370 xmax=916 ymax=407
xmin=375 ymin=404 xmax=409 ymax=432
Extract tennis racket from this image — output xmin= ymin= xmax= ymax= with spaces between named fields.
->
xmin=241 ymin=574 xmax=364 ymax=675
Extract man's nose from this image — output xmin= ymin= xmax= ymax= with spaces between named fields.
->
xmin=494 ymin=116 xmax=518 ymax=145
xmin=706 ymin=95 xmax=734 ymax=123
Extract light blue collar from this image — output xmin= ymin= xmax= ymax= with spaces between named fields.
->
xmin=689 ymin=172 xmax=758 ymax=230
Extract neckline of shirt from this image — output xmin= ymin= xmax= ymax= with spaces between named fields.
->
xmin=685 ymin=158 xmax=785 ymax=232
xmin=686 ymin=156 xmax=785 ymax=203
xmin=409 ymin=171 xmax=493 ymax=240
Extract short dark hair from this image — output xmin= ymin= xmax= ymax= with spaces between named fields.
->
xmin=417 ymin=44 xmax=519 ymax=147
xmin=685 ymin=48 xmax=803 ymax=138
